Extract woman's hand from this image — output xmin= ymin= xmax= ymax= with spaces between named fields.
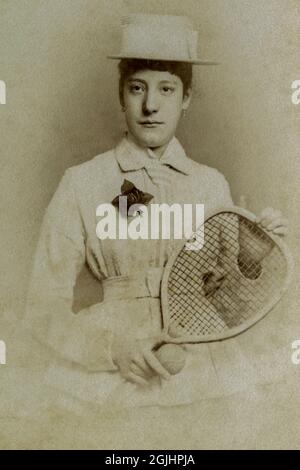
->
xmin=111 ymin=333 xmax=171 ymax=386
xmin=256 ymin=207 xmax=288 ymax=237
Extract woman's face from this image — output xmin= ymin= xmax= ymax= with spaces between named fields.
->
xmin=122 ymin=69 xmax=191 ymax=154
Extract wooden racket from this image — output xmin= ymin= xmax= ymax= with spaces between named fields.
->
xmin=156 ymin=207 xmax=292 ymax=373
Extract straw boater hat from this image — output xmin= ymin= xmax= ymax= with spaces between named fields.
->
xmin=108 ymin=14 xmax=218 ymax=65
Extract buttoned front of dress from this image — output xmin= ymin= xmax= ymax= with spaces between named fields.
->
xmin=73 ymin=135 xmax=233 ymax=279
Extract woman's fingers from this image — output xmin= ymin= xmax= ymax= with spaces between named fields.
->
xmin=118 ymin=360 xmax=150 ymax=386
xmin=114 ymin=335 xmax=174 ymax=385
xmin=123 ymin=371 xmax=149 ymax=386
xmin=132 ymin=355 xmax=154 ymax=377
xmin=259 ymin=213 xmax=282 ymax=227
xmin=264 ymin=217 xmax=288 ymax=232
xmin=143 ymin=349 xmax=171 ymax=380
xmin=257 ymin=208 xmax=282 ymax=226
xmin=272 ymin=226 xmax=288 ymax=236
xmin=256 ymin=208 xmax=288 ymax=237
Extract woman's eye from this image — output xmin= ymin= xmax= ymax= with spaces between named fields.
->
xmin=129 ymin=84 xmax=144 ymax=94
xmin=161 ymin=86 xmax=175 ymax=95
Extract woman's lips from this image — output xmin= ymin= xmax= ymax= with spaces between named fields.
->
xmin=139 ymin=121 xmax=164 ymax=128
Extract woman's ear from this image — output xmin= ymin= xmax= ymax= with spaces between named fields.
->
xmin=182 ymin=87 xmax=192 ymax=110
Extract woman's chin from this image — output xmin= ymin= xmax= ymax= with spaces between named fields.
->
xmin=134 ymin=133 xmax=171 ymax=151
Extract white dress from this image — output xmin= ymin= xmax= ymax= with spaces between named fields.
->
xmin=23 ymin=135 xmax=264 ymax=413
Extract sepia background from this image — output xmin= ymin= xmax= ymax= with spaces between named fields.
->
xmin=0 ymin=0 xmax=299 ymax=449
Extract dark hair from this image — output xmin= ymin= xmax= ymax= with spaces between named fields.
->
xmin=118 ymin=59 xmax=193 ymax=104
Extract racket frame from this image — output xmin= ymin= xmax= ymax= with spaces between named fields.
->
xmin=160 ymin=206 xmax=293 ymax=344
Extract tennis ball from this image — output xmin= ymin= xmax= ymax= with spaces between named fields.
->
xmin=154 ymin=344 xmax=186 ymax=375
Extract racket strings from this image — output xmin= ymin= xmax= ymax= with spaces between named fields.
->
xmin=167 ymin=213 xmax=287 ymax=338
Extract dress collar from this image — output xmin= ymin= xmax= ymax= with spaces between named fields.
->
xmin=115 ymin=134 xmax=193 ymax=175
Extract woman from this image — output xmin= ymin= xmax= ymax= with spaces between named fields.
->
xmin=25 ymin=14 xmax=288 ymax=410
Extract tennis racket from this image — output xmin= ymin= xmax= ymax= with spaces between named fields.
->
xmin=156 ymin=206 xmax=292 ymax=372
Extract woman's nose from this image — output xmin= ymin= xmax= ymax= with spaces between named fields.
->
xmin=142 ymin=90 xmax=159 ymax=114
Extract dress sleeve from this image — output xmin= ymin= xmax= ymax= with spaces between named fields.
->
xmin=24 ymin=169 xmax=118 ymax=372
xmin=218 ymin=172 xmax=234 ymax=207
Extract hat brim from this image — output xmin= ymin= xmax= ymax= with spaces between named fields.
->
xmin=107 ymin=55 xmax=220 ymax=65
